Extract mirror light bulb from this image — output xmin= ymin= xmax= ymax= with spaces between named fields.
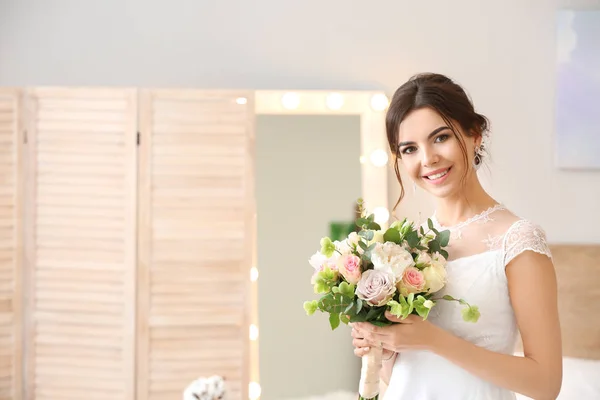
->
xmin=370 ymin=149 xmax=389 ymax=167
xmin=326 ymin=93 xmax=344 ymax=110
xmin=249 ymin=324 xmax=259 ymax=341
xmin=373 ymin=207 xmax=390 ymax=224
xmin=370 ymin=93 xmax=389 ymax=111
xmin=249 ymin=382 xmax=261 ymax=400
xmin=281 ymin=92 xmax=300 ymax=109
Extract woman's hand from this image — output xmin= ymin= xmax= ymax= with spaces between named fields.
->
xmin=351 ymin=322 xmax=396 ymax=360
xmin=350 ymin=322 xmax=374 ymax=357
xmin=351 ymin=311 xmax=444 ymax=354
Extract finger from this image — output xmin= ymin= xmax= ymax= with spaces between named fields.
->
xmin=364 ymin=331 xmax=389 ymax=346
xmin=352 ymin=338 xmax=370 ymax=348
xmin=385 ymin=311 xmax=414 ymax=323
xmin=356 ymin=322 xmax=391 ymax=336
xmin=353 ymin=347 xmax=370 ymax=357
xmin=350 ymin=328 xmax=364 ymax=339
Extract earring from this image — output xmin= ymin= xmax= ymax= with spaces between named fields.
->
xmin=413 ymin=181 xmax=417 ymax=194
xmin=473 ymin=148 xmax=482 ymax=170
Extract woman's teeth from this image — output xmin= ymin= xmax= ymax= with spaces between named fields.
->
xmin=427 ymin=170 xmax=448 ymax=180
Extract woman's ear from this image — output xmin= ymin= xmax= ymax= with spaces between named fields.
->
xmin=470 ymin=129 xmax=483 ymax=149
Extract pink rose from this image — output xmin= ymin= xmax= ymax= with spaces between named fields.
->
xmin=397 ymin=267 xmax=426 ymax=296
xmin=338 ymin=254 xmax=362 ymax=284
xmin=356 ymin=269 xmax=396 ymax=307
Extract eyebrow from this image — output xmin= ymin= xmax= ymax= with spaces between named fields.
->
xmin=398 ymin=126 xmax=450 ymax=147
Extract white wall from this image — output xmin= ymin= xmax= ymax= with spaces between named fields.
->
xmin=2 ymin=0 xmax=599 ymax=244
xmin=255 ymin=115 xmax=362 ymax=399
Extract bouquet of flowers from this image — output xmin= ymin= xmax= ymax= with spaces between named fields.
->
xmin=303 ymin=199 xmax=480 ymax=400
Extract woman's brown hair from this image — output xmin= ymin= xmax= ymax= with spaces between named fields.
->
xmin=386 ymin=73 xmax=490 ymax=212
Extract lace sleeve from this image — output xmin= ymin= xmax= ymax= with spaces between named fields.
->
xmin=502 ymin=219 xmax=552 ymax=266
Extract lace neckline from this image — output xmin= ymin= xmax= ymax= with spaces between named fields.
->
xmin=431 ymin=203 xmax=506 ymax=232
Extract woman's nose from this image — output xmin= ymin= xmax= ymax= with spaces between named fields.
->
xmin=422 ymin=148 xmax=440 ymax=167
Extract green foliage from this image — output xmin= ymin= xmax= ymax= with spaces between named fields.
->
xmin=383 ymin=228 xmax=401 ymax=244
xmin=303 ymin=300 xmax=318 ymax=316
xmin=462 ymin=305 xmax=481 ymax=323
xmin=312 ymin=267 xmax=338 ymax=294
xmin=320 ymin=237 xmax=336 ymax=258
xmin=329 ymin=221 xmax=356 ymax=241
xmin=442 ymin=295 xmax=481 ymax=323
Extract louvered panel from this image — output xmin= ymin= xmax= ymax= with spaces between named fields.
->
xmin=25 ymin=88 xmax=136 ymax=400
xmin=138 ymin=90 xmax=254 ymax=400
xmin=0 ymin=89 xmax=23 ymax=400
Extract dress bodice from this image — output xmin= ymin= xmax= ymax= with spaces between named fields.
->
xmin=384 ymin=205 xmax=552 ymax=400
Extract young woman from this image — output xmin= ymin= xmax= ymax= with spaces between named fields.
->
xmin=350 ymin=73 xmax=563 ymax=400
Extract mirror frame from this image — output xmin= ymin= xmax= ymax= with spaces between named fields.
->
xmin=247 ymin=89 xmax=390 ymax=398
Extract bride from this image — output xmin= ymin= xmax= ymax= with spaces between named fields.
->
xmin=350 ymin=73 xmax=563 ymax=400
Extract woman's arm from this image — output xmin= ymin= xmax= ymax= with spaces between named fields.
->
xmin=430 ymin=251 xmax=563 ymax=399
xmin=380 ymin=350 xmax=397 ymax=384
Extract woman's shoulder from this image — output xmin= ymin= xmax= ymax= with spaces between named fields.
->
xmin=498 ymin=212 xmax=552 ymax=266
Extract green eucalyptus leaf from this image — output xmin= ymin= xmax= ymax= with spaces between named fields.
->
xmin=383 ymin=228 xmax=402 ymax=244
xmin=329 ymin=313 xmax=341 ymax=330
xmin=438 ymin=230 xmax=451 ymax=247
xmin=367 ymin=222 xmax=382 ymax=230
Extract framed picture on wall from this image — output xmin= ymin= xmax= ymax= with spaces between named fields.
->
xmin=555 ymin=10 xmax=600 ymax=169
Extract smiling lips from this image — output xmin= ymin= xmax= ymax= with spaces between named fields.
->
xmin=423 ymin=167 xmax=451 ymax=184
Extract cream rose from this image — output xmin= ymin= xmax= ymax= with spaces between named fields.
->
xmin=422 ymin=261 xmax=447 ymax=294
xmin=371 ymin=242 xmax=415 ymax=282
xmin=356 ymin=269 xmax=396 ymax=306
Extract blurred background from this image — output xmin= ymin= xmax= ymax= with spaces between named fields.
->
xmin=0 ymin=1 xmax=599 ymax=400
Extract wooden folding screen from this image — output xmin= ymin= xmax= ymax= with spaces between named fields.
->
xmin=0 ymin=89 xmax=24 ymax=400
xmin=23 ymin=88 xmax=138 ymax=400
xmin=137 ymin=90 xmax=254 ymax=400
xmin=0 ymin=88 xmax=255 ymax=400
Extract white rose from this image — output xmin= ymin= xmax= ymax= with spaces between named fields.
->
xmin=342 ymin=232 xmax=364 ymax=255
xmin=347 ymin=231 xmax=360 ymax=246
xmin=335 ymin=239 xmax=352 ymax=256
xmin=309 ymin=252 xmax=327 ymax=270
xmin=415 ymin=251 xmax=432 ymax=267
xmin=371 ymin=242 xmax=415 ymax=282
xmin=308 ymin=251 xmax=339 ymax=278
xmin=309 ymin=251 xmax=339 ymax=284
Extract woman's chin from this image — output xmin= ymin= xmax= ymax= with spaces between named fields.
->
xmin=420 ymin=179 xmax=458 ymax=199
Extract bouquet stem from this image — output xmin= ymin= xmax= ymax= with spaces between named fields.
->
xmin=358 ymin=346 xmax=382 ymax=400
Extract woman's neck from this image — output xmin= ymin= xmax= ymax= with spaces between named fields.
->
xmin=434 ymin=173 xmax=498 ymax=227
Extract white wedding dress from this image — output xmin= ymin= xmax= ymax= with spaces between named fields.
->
xmin=383 ymin=204 xmax=553 ymax=400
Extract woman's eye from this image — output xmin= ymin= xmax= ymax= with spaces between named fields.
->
xmin=400 ymin=146 xmax=417 ymax=155
xmin=435 ymin=134 xmax=449 ymax=143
